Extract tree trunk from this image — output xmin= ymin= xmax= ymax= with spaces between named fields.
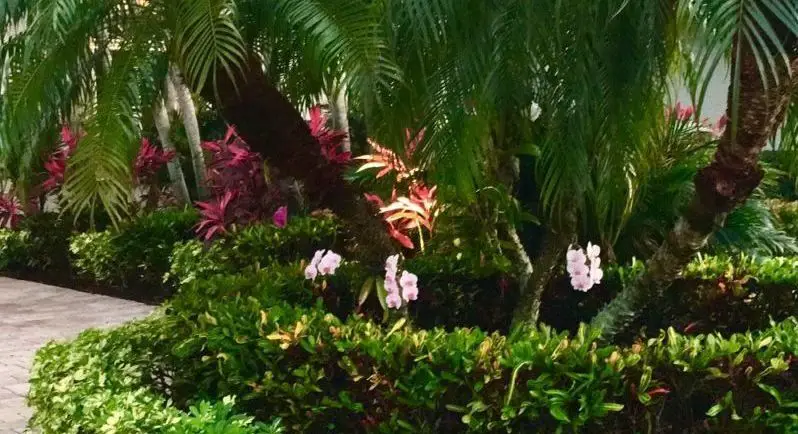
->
xmin=329 ymin=85 xmax=351 ymax=152
xmin=153 ymin=98 xmax=190 ymax=205
xmin=592 ymin=37 xmax=798 ymax=341
xmin=511 ymin=227 xmax=574 ymax=327
xmin=204 ymin=56 xmax=395 ymax=267
xmin=165 ymin=75 xmax=179 ymax=113
xmin=170 ymin=66 xmax=207 ymax=199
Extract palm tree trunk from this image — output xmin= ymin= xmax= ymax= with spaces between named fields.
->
xmin=329 ymin=85 xmax=351 ymax=152
xmin=592 ymin=37 xmax=798 ymax=341
xmin=170 ymin=66 xmax=207 ymax=199
xmin=165 ymin=75 xmax=180 ymax=113
xmin=153 ymin=98 xmax=190 ymax=205
xmin=204 ymin=56 xmax=395 ymax=267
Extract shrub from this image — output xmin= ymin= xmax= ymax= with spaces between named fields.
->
xmin=166 ymin=284 xmax=798 ymax=432
xmin=0 ymin=229 xmax=32 ymax=271
xmin=28 ymin=314 xmax=284 ymax=434
xmin=167 ymin=215 xmax=340 ymax=284
xmin=542 ymin=253 xmax=798 ymax=337
xmin=402 ymin=248 xmax=518 ymax=332
xmin=196 ymin=127 xmax=279 ymax=240
xmin=769 ymin=199 xmax=798 ymax=238
xmin=70 ymin=208 xmax=198 ymax=292
xmin=0 ymin=213 xmax=72 ymax=274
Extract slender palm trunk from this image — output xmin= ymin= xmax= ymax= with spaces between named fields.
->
xmin=204 ymin=56 xmax=395 ymax=267
xmin=329 ymin=85 xmax=351 ymax=152
xmin=592 ymin=37 xmax=798 ymax=340
xmin=166 ymin=76 xmax=179 ymax=113
xmin=153 ymin=98 xmax=190 ymax=205
xmin=170 ymin=67 xmax=207 ymax=198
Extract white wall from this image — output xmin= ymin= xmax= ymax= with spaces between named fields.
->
xmin=671 ymin=63 xmax=730 ymax=122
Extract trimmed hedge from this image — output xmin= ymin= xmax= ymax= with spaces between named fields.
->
xmin=163 ymin=268 xmax=798 ymax=433
xmin=0 ymin=213 xmax=72 ymax=274
xmin=166 ymin=215 xmax=340 ymax=285
xmin=541 ymin=253 xmax=798 ymax=337
xmin=31 ymin=290 xmax=798 ymax=433
xmin=69 ymin=208 xmax=198 ymax=292
xmin=28 ymin=314 xmax=284 ymax=434
xmin=10 ymin=207 xmax=798 ymax=432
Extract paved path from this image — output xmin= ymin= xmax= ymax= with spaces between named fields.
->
xmin=0 ymin=278 xmax=153 ymax=433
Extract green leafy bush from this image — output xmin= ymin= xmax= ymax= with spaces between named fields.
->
xmin=543 ymin=253 xmax=798 ymax=336
xmin=28 ymin=314 xmax=283 ymax=434
xmin=768 ymin=199 xmax=798 ymax=238
xmin=70 ymin=208 xmax=198 ymax=292
xmin=167 ymin=215 xmax=340 ymax=284
xmin=0 ymin=229 xmax=32 ymax=271
xmin=0 ymin=213 xmax=72 ymax=274
xmin=637 ymin=254 xmax=798 ymax=335
xmin=403 ymin=248 xmax=518 ymax=332
xmin=165 ymin=278 xmax=798 ymax=432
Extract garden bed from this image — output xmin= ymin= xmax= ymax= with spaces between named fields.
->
xmin=0 ymin=209 xmax=792 ymax=433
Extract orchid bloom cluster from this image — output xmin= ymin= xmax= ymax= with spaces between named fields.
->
xmin=566 ymin=242 xmax=603 ymax=292
xmin=304 ymin=250 xmax=343 ymax=281
xmin=383 ymin=254 xmax=419 ymax=309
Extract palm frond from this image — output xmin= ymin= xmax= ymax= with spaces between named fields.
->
xmin=242 ymin=0 xmax=402 ymax=109
xmin=175 ymin=0 xmax=246 ymax=93
xmin=62 ymin=13 xmax=162 ymax=222
xmin=679 ymin=0 xmax=798 ymax=127
xmin=713 ymin=199 xmax=798 ymax=255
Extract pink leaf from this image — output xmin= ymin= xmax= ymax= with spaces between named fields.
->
xmin=272 ymin=206 xmax=288 ymax=228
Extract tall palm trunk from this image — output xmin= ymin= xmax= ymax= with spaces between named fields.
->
xmin=166 ymin=76 xmax=180 ymax=113
xmin=153 ymin=98 xmax=190 ymax=205
xmin=329 ymin=85 xmax=351 ymax=152
xmin=592 ymin=37 xmax=798 ymax=340
xmin=204 ymin=56 xmax=395 ymax=267
xmin=170 ymin=66 xmax=207 ymax=199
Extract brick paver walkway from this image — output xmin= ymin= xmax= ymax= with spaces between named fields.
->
xmin=0 ymin=278 xmax=153 ymax=433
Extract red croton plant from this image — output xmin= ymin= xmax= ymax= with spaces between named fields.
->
xmin=194 ymin=106 xmax=353 ymax=240
xmin=356 ymin=129 xmax=438 ymax=250
xmin=43 ymin=125 xmax=177 ymax=210
xmin=195 ymin=126 xmax=280 ymax=240
xmin=0 ymin=194 xmax=24 ymax=229
xmin=42 ymin=125 xmax=81 ymax=193
xmin=134 ymin=138 xmax=177 ymax=210
xmin=308 ymin=105 xmax=351 ymax=164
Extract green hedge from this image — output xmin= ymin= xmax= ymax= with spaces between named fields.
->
xmin=166 ymin=215 xmax=341 ymax=284
xmin=31 ymin=291 xmax=798 ymax=432
xmin=626 ymin=254 xmax=798 ymax=335
xmin=22 ymin=209 xmax=798 ymax=433
xmin=164 ymin=272 xmax=798 ymax=433
xmin=0 ymin=213 xmax=72 ymax=274
xmin=29 ymin=314 xmax=284 ymax=434
xmin=69 ymin=209 xmax=198 ymax=291
xmin=769 ymin=200 xmax=798 ymax=238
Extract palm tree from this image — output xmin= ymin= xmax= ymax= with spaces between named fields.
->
xmin=593 ymin=1 xmax=798 ymax=339
xmin=360 ymin=0 xmax=798 ymax=333
xmin=368 ymin=0 xmax=676 ymax=324
xmin=152 ymin=95 xmax=190 ymax=205
xmin=327 ymin=82 xmax=351 ymax=152
xmin=0 ymin=0 xmax=399 ymax=259
xmin=169 ymin=66 xmax=207 ymax=198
